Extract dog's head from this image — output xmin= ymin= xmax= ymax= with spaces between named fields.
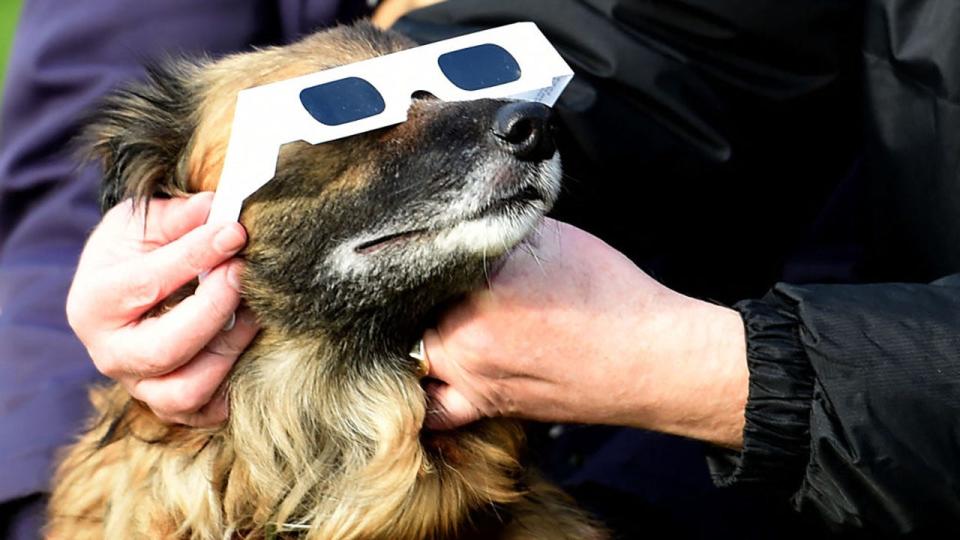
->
xmin=87 ymin=22 xmax=560 ymax=348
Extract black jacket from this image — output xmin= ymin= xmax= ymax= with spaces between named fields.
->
xmin=398 ymin=0 xmax=960 ymax=536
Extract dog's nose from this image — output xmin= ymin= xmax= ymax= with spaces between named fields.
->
xmin=492 ymin=101 xmax=556 ymax=161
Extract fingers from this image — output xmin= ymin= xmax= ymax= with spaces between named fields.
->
xmin=129 ymin=306 xmax=260 ymax=427
xmin=420 ymin=328 xmax=486 ymax=430
xmin=107 ymin=260 xmax=245 ymax=379
xmin=69 ymin=194 xmax=258 ymax=428
xmin=69 ymin=195 xmax=247 ymax=330
xmin=106 ymin=221 xmax=247 ymax=320
xmin=421 ymin=328 xmax=451 ymax=381
xmin=97 ymin=192 xmax=212 ymax=249
xmin=150 ymin=382 xmax=230 ymax=428
xmin=423 ymin=381 xmax=483 ymax=430
xmin=148 ymin=192 xmax=215 ymax=246
xmin=371 ymin=0 xmax=445 ymax=29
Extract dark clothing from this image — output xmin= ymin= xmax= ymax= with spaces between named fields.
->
xmin=722 ymin=277 xmax=960 ymax=537
xmin=397 ymin=0 xmax=960 ymax=536
xmin=0 ymin=0 xmax=366 ymax=536
xmin=1 ymin=0 xmax=958 ymax=538
xmin=398 ymin=0 xmax=865 ymax=301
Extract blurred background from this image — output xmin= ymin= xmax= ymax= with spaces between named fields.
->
xmin=1 ymin=0 xmax=22 ymax=102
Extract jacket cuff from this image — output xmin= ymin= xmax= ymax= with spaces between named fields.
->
xmin=706 ymin=291 xmax=815 ymax=490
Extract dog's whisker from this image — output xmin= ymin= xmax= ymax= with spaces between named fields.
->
xmin=499 ymin=236 xmax=512 ymax=266
xmin=522 ymin=242 xmax=546 ymax=277
xmin=384 ymin=181 xmax=420 ymax=198
xmin=560 ymin=171 xmax=588 ymax=186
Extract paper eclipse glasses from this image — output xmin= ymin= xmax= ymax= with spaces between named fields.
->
xmin=207 ymin=22 xmax=574 ymax=225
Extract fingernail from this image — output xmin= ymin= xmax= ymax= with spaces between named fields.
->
xmin=226 ymin=262 xmax=243 ymax=292
xmin=214 ymin=223 xmax=246 ymax=254
xmin=222 ymin=312 xmax=236 ymax=332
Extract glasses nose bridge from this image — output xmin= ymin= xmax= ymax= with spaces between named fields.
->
xmin=399 ymin=67 xmax=462 ymax=103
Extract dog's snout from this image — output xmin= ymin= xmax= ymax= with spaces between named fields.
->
xmin=492 ymin=102 xmax=556 ymax=161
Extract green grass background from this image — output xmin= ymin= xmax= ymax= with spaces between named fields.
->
xmin=1 ymin=0 xmax=23 ymax=104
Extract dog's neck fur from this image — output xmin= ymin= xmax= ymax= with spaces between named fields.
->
xmin=49 ymin=313 xmax=534 ymax=540
xmin=209 ymin=328 xmax=526 ymax=539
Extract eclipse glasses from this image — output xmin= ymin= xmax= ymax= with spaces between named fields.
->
xmin=207 ymin=22 xmax=574 ymax=224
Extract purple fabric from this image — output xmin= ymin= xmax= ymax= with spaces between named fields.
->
xmin=0 ymin=0 xmax=365 ymax=530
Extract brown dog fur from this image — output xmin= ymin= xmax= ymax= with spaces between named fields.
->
xmin=47 ymin=22 xmax=604 ymax=540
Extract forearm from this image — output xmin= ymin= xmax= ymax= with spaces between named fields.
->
xmin=421 ymin=220 xmax=754 ymax=443
xmin=622 ymin=291 xmax=749 ymax=449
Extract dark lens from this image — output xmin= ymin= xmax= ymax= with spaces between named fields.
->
xmin=438 ymin=44 xmax=521 ymax=91
xmin=299 ymin=77 xmax=386 ymax=126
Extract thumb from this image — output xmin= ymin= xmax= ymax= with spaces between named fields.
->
xmin=419 ymin=328 xmax=483 ymax=429
xmin=423 ymin=380 xmax=484 ymax=430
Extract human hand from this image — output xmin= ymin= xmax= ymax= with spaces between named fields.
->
xmin=371 ymin=0 xmax=446 ymax=28
xmin=66 ymin=193 xmax=259 ymax=427
xmin=421 ymin=219 xmax=749 ymax=448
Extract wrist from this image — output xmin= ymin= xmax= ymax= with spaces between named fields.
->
xmin=630 ymin=291 xmax=749 ymax=447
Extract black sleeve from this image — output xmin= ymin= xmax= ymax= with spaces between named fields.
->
xmin=708 ymin=274 xmax=960 ymax=536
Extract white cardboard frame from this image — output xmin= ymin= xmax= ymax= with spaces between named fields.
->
xmin=207 ymin=22 xmax=574 ymax=224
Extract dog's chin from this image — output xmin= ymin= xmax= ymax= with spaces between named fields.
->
xmin=323 ymin=154 xmax=560 ymax=284
xmin=430 ymin=195 xmax=548 ymax=258
xmin=354 ymin=154 xmax=560 ymax=259
xmin=354 ymin=195 xmax=549 ymax=264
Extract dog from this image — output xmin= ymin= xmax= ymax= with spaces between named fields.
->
xmin=46 ymin=22 xmax=605 ymax=540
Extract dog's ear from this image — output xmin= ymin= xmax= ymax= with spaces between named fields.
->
xmin=83 ymin=60 xmax=204 ymax=213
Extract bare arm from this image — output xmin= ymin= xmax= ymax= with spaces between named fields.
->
xmin=422 ymin=218 xmax=749 ymax=448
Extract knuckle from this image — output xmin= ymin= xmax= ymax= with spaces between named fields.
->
xmin=193 ymin=404 xmax=228 ymax=428
xmin=96 ymin=360 xmax=123 ymax=379
xmin=205 ymin=332 xmax=245 ymax=359
xmin=150 ymin=383 xmax=203 ymax=418
xmin=89 ymin=353 xmax=120 ymax=379
xmin=181 ymin=231 xmax=219 ymax=275
xmin=66 ymin=277 xmax=102 ymax=337
xmin=197 ymin=288 xmax=237 ymax=323
xmin=123 ymin=272 xmax=165 ymax=311
xmin=64 ymin=288 xmax=82 ymax=325
xmin=174 ymin=395 xmax=207 ymax=416
xmin=88 ymin=340 xmax=127 ymax=379
xmin=182 ymin=250 xmax=210 ymax=276
xmin=134 ymin=343 xmax=177 ymax=377
xmin=152 ymin=410 xmax=174 ymax=424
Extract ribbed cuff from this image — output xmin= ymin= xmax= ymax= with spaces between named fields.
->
xmin=707 ymin=290 xmax=815 ymax=490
